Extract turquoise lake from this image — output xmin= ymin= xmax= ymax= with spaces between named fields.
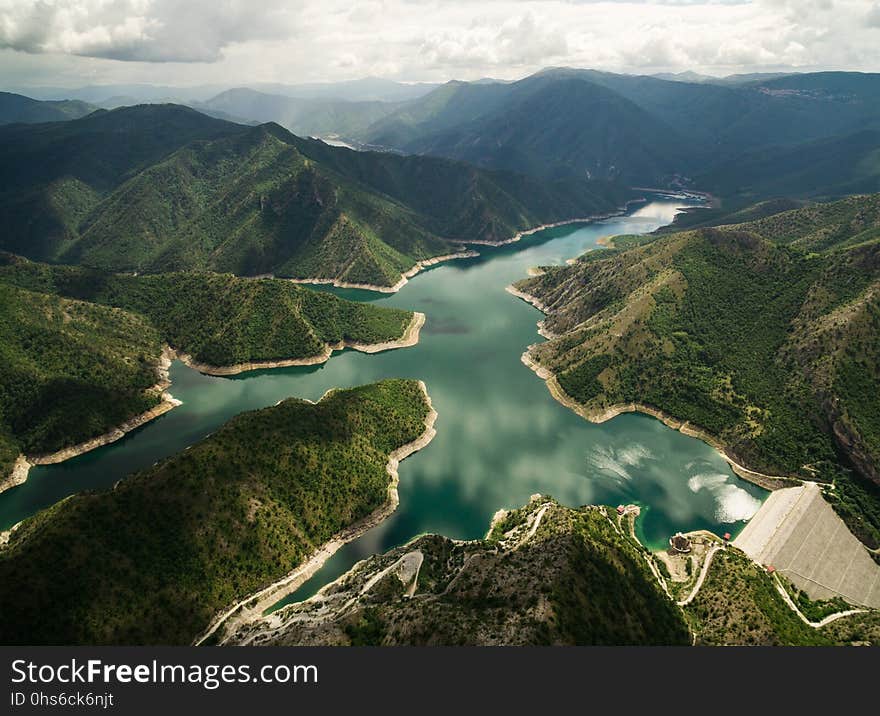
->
xmin=0 ymin=199 xmax=766 ymax=606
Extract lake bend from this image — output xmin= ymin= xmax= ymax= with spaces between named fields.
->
xmin=0 ymin=198 xmax=767 ymax=607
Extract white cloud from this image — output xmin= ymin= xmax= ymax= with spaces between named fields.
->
xmin=0 ymin=0 xmax=297 ymax=62
xmin=0 ymin=0 xmax=878 ymax=85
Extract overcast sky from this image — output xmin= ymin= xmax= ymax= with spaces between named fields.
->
xmin=1 ymin=0 xmax=880 ymax=88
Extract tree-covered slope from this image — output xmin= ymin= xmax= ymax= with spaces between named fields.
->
xmin=286 ymin=134 xmax=632 ymax=244
xmin=0 ymin=254 xmax=416 ymax=369
xmin=0 ymin=379 xmax=433 ymax=645
xmin=0 ymin=104 xmax=630 ymax=288
xmin=696 ymin=131 xmax=880 ymax=203
xmin=0 ymin=254 xmax=418 ymax=484
xmin=514 ymin=196 xmax=880 ymax=523
xmin=0 ymin=92 xmax=96 ymax=126
xmin=684 ymin=548 xmax=877 ymax=646
xmin=0 ymin=283 xmax=165 ymax=480
xmin=230 ymin=497 xmax=691 ymax=646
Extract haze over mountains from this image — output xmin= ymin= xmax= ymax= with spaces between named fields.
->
xmin=8 ymin=67 xmax=878 ymax=198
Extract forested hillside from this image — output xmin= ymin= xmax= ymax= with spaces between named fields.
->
xmin=0 ymin=254 xmax=418 ymax=483
xmin=514 ymin=195 xmax=880 ymax=544
xmin=0 ymin=104 xmax=630 ymax=288
xmin=0 ymin=380 xmax=433 ymax=645
xmin=0 ymin=283 xmax=164 ymax=481
xmin=0 ymin=254 xmax=415 ymax=368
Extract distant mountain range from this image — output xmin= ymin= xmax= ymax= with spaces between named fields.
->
xmin=349 ymin=69 xmax=880 ymax=188
xmin=9 ymin=77 xmax=440 ymax=107
xmin=0 ymin=103 xmax=630 ymax=288
xmin=0 ymin=92 xmax=96 ymax=126
xmin=10 ymin=69 xmax=880 ymax=199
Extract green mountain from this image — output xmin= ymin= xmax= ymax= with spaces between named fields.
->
xmin=0 ymin=253 xmax=415 ymax=369
xmin=354 ymin=69 xmax=880 ymax=190
xmin=0 ymin=254 xmax=418 ymax=482
xmin=0 ymin=104 xmax=630 ymax=288
xmin=0 ymin=92 xmax=96 ymax=126
xmin=0 ymin=379 xmax=433 ymax=645
xmin=0 ymin=282 xmax=165 ymax=480
xmin=514 ymin=195 xmax=880 ymax=543
xmin=360 ymin=74 xmax=684 ymax=183
xmin=696 ymin=130 xmax=880 ymax=203
xmin=231 ymin=494 xmax=878 ymax=646
xmin=229 ymin=497 xmax=692 ymax=646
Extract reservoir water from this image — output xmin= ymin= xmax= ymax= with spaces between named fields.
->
xmin=0 ymin=199 xmax=766 ymax=605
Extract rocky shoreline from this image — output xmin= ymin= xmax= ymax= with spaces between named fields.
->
xmin=0 ymin=348 xmax=181 ymax=495
xmin=0 ymin=312 xmax=426 ymax=493
xmin=287 ymin=251 xmax=479 ymax=294
xmin=520 ymin=348 xmax=795 ymax=491
xmin=176 ymin=311 xmax=426 ymax=376
xmin=509 ymin=277 xmax=797 ymax=493
xmin=194 ymin=381 xmax=438 ymax=646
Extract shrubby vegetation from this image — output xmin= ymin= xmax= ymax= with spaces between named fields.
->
xmin=238 ymin=501 xmax=691 ymax=646
xmin=517 ymin=195 xmax=880 ymax=539
xmin=0 ymin=254 xmax=413 ymax=366
xmin=0 ymin=379 xmax=431 ymax=645
xmin=685 ymin=550 xmax=829 ymax=645
xmin=686 ymin=549 xmax=879 ymax=645
xmin=519 ymin=197 xmax=880 ymax=479
xmin=0 ymin=283 xmax=163 ymax=478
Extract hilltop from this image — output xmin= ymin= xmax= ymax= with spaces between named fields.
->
xmin=228 ymin=495 xmax=879 ymax=646
xmin=229 ymin=497 xmax=691 ymax=646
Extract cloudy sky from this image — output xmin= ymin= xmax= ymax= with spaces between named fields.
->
xmin=1 ymin=0 xmax=879 ymax=88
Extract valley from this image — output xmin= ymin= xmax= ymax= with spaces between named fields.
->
xmin=1 ymin=66 xmax=880 ymax=649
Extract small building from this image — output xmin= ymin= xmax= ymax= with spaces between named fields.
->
xmin=669 ymin=532 xmax=692 ymax=554
xmin=723 ymin=532 xmax=731 ymax=543
xmin=616 ymin=505 xmax=626 ymax=515
xmin=766 ymin=565 xmax=776 ymax=574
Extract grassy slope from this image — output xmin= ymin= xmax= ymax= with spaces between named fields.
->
xmin=0 ymin=380 xmax=431 ymax=645
xmin=0 ymin=254 xmax=414 ymax=367
xmin=515 ymin=196 xmax=880 ymax=539
xmin=0 ymin=283 xmax=163 ymax=478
